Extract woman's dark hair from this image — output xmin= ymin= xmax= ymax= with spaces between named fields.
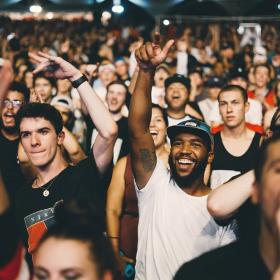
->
xmin=152 ymin=103 xmax=169 ymax=127
xmin=16 ymin=103 xmax=63 ymax=135
xmin=38 ymin=200 xmax=117 ymax=279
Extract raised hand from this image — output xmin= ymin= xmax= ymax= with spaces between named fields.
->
xmin=135 ymin=33 xmax=174 ymax=71
xmin=29 ymin=89 xmax=43 ymax=103
xmin=29 ymin=52 xmax=81 ymax=81
xmin=0 ymin=59 xmax=14 ymax=104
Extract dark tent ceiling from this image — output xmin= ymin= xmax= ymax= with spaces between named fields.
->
xmin=0 ymin=0 xmax=279 ymax=16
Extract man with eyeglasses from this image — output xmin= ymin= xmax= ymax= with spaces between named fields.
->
xmin=0 ymin=81 xmax=29 ymax=202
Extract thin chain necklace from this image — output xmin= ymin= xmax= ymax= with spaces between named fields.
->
xmin=34 ymin=176 xmax=58 ymax=197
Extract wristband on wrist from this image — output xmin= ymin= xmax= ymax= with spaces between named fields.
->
xmin=71 ymin=75 xmax=88 ymax=88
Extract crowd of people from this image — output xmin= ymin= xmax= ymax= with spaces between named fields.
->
xmin=1 ymin=15 xmax=280 ymax=279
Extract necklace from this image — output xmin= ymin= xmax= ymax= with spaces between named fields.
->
xmin=34 ymin=176 xmax=58 ymax=197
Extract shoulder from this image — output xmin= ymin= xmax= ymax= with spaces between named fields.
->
xmin=175 ymin=242 xmax=241 ymax=280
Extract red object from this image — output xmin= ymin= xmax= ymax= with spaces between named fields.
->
xmin=212 ymin=123 xmax=264 ymax=135
xmin=248 ymin=90 xmax=276 ymax=107
xmin=0 ymin=242 xmax=24 ymax=280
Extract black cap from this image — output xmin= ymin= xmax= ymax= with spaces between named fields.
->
xmin=165 ymin=74 xmax=191 ymax=92
xmin=167 ymin=116 xmax=214 ymax=149
xmin=228 ymin=67 xmax=247 ymax=81
xmin=189 ymin=67 xmax=203 ymax=76
xmin=204 ymin=76 xmax=225 ymax=88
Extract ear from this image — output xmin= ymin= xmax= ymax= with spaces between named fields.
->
xmin=57 ymin=131 xmax=65 ymax=146
xmin=207 ymin=150 xmax=214 ymax=164
xmin=266 ymin=129 xmax=273 ymax=138
xmin=251 ymin=180 xmax=260 ymax=205
xmin=245 ymin=101 xmax=250 ymax=113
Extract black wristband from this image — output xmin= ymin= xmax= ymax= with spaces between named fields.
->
xmin=71 ymin=75 xmax=88 ymax=88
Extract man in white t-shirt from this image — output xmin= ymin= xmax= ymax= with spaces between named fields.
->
xmin=129 ymin=34 xmax=236 ymax=280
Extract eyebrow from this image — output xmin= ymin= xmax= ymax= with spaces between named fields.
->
xmin=20 ymin=127 xmax=51 ymax=135
xmin=34 ymin=266 xmax=49 ymax=275
xmin=61 ymin=268 xmax=84 ymax=274
xmin=267 ymin=159 xmax=280 ymax=169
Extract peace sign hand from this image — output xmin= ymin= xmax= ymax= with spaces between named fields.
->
xmin=135 ymin=33 xmax=174 ymax=71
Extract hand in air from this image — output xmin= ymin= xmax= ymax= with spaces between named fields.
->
xmin=135 ymin=33 xmax=174 ymax=71
xmin=29 ymin=52 xmax=81 ymax=81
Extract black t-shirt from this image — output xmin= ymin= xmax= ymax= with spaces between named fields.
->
xmin=85 ymin=116 xmax=129 ymax=163
xmin=175 ymin=240 xmax=270 ymax=280
xmin=0 ymin=133 xmax=26 ymax=202
xmin=15 ymin=152 xmax=112 ymax=255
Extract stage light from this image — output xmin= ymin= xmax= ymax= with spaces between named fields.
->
xmin=46 ymin=12 xmax=54 ymax=19
xmin=163 ymin=19 xmax=170 ymax=26
xmin=278 ymin=3 xmax=280 ymax=10
xmin=29 ymin=4 xmax=42 ymax=13
xmin=112 ymin=4 xmax=124 ymax=13
xmin=237 ymin=25 xmax=244 ymax=35
xmin=102 ymin=11 xmax=112 ymax=20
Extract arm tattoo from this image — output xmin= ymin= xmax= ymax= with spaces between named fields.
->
xmin=139 ymin=149 xmax=156 ymax=172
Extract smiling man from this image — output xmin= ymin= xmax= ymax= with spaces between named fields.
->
xmin=14 ymin=53 xmax=117 ymax=258
xmin=86 ymin=80 xmax=129 ymax=163
xmin=175 ymin=134 xmax=280 ymax=280
xmin=129 ymin=34 xmax=236 ymax=280
xmin=0 ymin=81 xmax=29 ymax=202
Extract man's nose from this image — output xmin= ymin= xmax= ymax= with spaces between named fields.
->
xmin=31 ymin=133 xmax=40 ymax=146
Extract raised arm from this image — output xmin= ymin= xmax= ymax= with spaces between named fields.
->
xmin=128 ymin=34 xmax=174 ymax=188
xmin=0 ymin=59 xmax=14 ymax=104
xmin=207 ymin=170 xmax=255 ymax=220
xmin=30 ymin=52 xmax=118 ymax=175
xmin=106 ymin=157 xmax=134 ymax=273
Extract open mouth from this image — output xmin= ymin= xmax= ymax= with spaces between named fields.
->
xmin=150 ymin=130 xmax=159 ymax=136
xmin=3 ymin=113 xmax=15 ymax=121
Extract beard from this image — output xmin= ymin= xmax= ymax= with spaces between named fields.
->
xmin=169 ymin=155 xmax=208 ymax=188
xmin=0 ymin=119 xmax=18 ymax=135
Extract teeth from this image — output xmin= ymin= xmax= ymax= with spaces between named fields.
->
xmin=178 ymin=159 xmax=193 ymax=164
xmin=150 ymin=130 xmax=158 ymax=135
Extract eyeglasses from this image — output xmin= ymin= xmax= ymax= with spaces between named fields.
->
xmin=3 ymin=99 xmax=23 ymax=109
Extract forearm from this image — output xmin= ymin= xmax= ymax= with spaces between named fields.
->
xmin=128 ymin=66 xmax=139 ymax=94
xmin=129 ymin=69 xmax=154 ymax=137
xmin=70 ymin=74 xmax=117 ymax=139
xmin=207 ymin=170 xmax=254 ymax=220
xmin=106 ymin=210 xmax=121 ymax=254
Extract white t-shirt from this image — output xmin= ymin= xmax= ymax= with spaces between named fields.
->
xmin=135 ymin=160 xmax=237 ymax=280
xmin=198 ymin=98 xmax=217 ymax=126
xmin=167 ymin=115 xmax=192 ymax=127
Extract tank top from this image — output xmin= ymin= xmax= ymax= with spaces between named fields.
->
xmin=119 ymin=155 xmax=139 ymax=259
xmin=210 ymin=131 xmax=261 ymax=189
